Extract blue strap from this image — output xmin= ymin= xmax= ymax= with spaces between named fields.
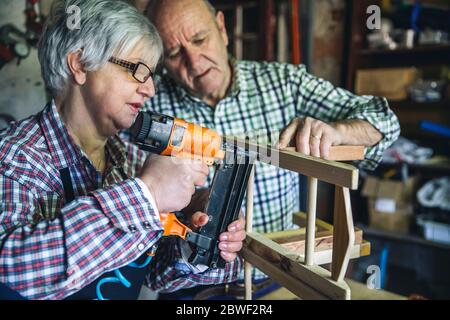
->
xmin=0 ymin=282 xmax=27 ymax=300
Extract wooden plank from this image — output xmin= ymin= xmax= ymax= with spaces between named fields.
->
xmin=226 ymin=136 xmax=359 ymax=189
xmin=331 ymin=187 xmax=355 ymax=282
xmin=278 ymin=229 xmax=363 ymax=253
xmin=328 ymin=145 xmax=365 ymax=161
xmin=305 ymin=177 xmax=318 ymax=265
xmin=265 ymin=228 xmax=308 ymax=241
xmin=242 ymin=247 xmax=330 ymax=300
xmin=360 ymin=240 xmax=371 ymax=257
xmin=303 ymin=242 xmax=370 ymax=265
xmin=293 ymin=211 xmax=333 ymax=232
xmin=244 ymin=167 xmax=255 ymax=300
xmin=242 ymin=232 xmax=350 ymax=300
xmin=283 ymin=145 xmax=365 ymax=161
xmin=258 ymin=279 xmax=406 ymax=300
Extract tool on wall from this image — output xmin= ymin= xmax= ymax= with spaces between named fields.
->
xmin=0 ymin=24 xmax=31 ymax=69
xmin=0 ymin=0 xmax=45 ymax=69
xmin=24 ymin=0 xmax=44 ymax=46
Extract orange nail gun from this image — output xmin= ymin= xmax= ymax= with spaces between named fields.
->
xmin=130 ymin=111 xmax=255 ymax=268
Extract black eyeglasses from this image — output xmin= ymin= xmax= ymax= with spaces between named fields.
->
xmin=108 ymin=56 xmax=154 ymax=84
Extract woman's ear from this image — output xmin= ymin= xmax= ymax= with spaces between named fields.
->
xmin=67 ymin=50 xmax=87 ymax=86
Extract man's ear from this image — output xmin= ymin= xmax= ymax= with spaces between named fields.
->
xmin=215 ymin=11 xmax=229 ymax=47
xmin=67 ymin=50 xmax=87 ymax=86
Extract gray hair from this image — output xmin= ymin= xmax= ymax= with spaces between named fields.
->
xmin=146 ymin=0 xmax=216 ymax=19
xmin=38 ymin=0 xmax=163 ymax=96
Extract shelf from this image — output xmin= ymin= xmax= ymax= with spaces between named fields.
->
xmin=389 ymin=99 xmax=450 ymax=110
xmin=359 ymin=44 xmax=450 ymax=57
xmin=379 ymin=162 xmax=450 ymax=174
xmin=355 ymin=45 xmax=450 ymax=69
xmin=359 ymin=225 xmax=450 ymax=250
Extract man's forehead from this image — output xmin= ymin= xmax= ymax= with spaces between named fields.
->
xmin=151 ymin=0 xmax=215 ymax=31
xmin=159 ymin=13 xmax=214 ymax=49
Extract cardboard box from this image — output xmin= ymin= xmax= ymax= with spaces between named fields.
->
xmin=362 ymin=176 xmax=417 ymax=234
xmin=355 ymin=67 xmax=419 ymax=101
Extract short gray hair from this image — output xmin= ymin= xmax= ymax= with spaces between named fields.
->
xmin=146 ymin=0 xmax=216 ymax=19
xmin=38 ymin=0 xmax=163 ymax=96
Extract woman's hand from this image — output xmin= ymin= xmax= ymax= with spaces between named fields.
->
xmin=138 ymin=154 xmax=209 ymax=213
xmin=190 ymin=212 xmax=246 ymax=262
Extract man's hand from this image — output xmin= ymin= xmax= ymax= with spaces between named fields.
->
xmin=276 ymin=117 xmax=382 ymax=159
xmin=190 ymin=212 xmax=246 ymax=263
xmin=138 ymin=154 xmax=209 ymax=213
xmin=276 ymin=117 xmax=343 ymax=159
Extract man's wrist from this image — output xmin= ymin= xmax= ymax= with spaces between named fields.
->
xmin=331 ymin=121 xmax=347 ymax=145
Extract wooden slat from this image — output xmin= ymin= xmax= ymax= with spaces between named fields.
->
xmin=277 ymin=229 xmax=363 ymax=253
xmin=283 ymin=145 xmax=365 ymax=161
xmin=244 ymin=167 xmax=255 ymax=300
xmin=242 ymin=232 xmax=350 ymax=300
xmin=328 ymin=146 xmax=365 ymax=161
xmin=309 ymin=242 xmax=370 ymax=265
xmin=225 ymin=137 xmax=359 ymax=189
xmin=293 ymin=211 xmax=332 ymax=232
xmin=331 ymin=187 xmax=355 ymax=282
xmin=305 ymin=177 xmax=318 ymax=265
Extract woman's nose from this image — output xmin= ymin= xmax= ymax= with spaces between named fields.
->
xmin=137 ymin=78 xmax=156 ymax=98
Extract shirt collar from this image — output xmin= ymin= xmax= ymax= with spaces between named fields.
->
xmin=228 ymin=56 xmax=245 ymax=97
xmin=40 ymin=100 xmax=84 ymax=169
xmin=40 ymin=100 xmax=128 ymax=170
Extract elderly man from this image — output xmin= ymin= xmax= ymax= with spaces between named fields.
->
xmin=139 ymin=0 xmax=400 ymax=298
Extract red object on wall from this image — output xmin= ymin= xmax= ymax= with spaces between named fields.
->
xmin=290 ymin=0 xmax=301 ymax=64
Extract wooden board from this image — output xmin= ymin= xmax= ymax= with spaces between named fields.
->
xmin=258 ymin=278 xmax=406 ymax=300
xmin=283 ymin=145 xmax=365 ymax=161
xmin=226 ymin=136 xmax=359 ymax=189
xmin=331 ymin=187 xmax=355 ymax=282
xmin=293 ymin=212 xmax=335 ymax=231
xmin=242 ymin=232 xmax=351 ymax=300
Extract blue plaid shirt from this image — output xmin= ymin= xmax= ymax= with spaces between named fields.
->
xmin=143 ymin=59 xmax=400 ymax=279
xmin=0 ymin=101 xmax=241 ymax=299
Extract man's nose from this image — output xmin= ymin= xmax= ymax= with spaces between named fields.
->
xmin=184 ymin=46 xmax=202 ymax=73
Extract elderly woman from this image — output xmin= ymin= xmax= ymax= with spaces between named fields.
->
xmin=0 ymin=0 xmax=244 ymax=300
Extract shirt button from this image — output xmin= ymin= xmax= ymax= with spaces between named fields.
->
xmin=138 ymin=243 xmax=145 ymax=251
xmin=143 ymin=221 xmax=152 ymax=229
xmin=128 ymin=225 xmax=137 ymax=233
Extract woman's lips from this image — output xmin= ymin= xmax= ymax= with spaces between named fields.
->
xmin=127 ymin=103 xmax=142 ymax=113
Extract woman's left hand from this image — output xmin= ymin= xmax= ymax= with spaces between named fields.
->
xmin=190 ymin=212 xmax=246 ymax=262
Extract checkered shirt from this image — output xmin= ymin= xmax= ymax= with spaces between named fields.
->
xmin=0 ymin=101 xmax=241 ymax=299
xmin=142 ymin=59 xmax=400 ymax=279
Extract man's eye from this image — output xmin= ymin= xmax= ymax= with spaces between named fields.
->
xmin=193 ymin=37 xmax=206 ymax=45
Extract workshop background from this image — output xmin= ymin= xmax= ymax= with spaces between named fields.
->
xmin=1 ymin=0 xmax=449 ymax=299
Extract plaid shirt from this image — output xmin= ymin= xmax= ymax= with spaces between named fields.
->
xmin=0 ymin=101 xmax=241 ymax=300
xmin=144 ymin=59 xmax=400 ymax=235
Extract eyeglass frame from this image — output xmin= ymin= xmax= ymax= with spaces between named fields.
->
xmin=108 ymin=56 xmax=155 ymax=84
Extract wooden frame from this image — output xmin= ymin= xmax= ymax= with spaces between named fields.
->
xmin=240 ymin=140 xmax=368 ymax=300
